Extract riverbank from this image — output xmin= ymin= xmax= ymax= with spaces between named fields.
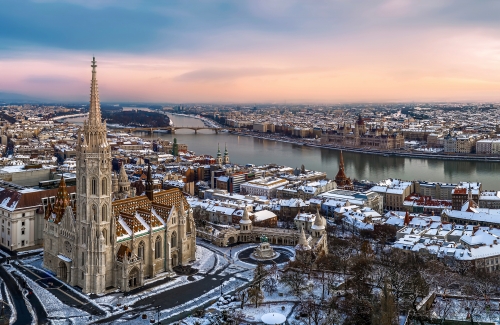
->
xmin=229 ymin=131 xmax=500 ymax=163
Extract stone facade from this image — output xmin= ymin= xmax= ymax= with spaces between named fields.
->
xmin=42 ymin=58 xmax=196 ymax=294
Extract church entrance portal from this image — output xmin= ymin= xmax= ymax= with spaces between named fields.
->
xmin=128 ymin=268 xmax=139 ymax=289
xmin=58 ymin=261 xmax=68 ymax=282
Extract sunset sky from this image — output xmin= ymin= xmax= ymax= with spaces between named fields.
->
xmin=1 ymin=0 xmax=500 ymax=103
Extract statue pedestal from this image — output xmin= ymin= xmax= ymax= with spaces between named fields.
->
xmin=252 ymin=242 xmax=277 ymax=260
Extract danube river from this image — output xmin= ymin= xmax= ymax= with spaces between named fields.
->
xmin=64 ymin=113 xmax=500 ymax=190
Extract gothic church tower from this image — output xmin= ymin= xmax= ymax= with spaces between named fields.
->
xmin=74 ymin=57 xmax=114 ymax=293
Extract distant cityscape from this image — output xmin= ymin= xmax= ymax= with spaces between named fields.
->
xmin=0 ymin=84 xmax=499 ymax=323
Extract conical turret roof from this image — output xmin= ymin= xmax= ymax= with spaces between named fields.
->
xmin=50 ymin=175 xmax=71 ymax=224
xmin=119 ymin=163 xmax=128 ymax=182
xmin=217 ymin=143 xmax=222 ymax=157
xmin=404 ymin=211 xmax=411 ymax=226
xmin=295 ymin=226 xmax=311 ymax=250
xmin=240 ymin=206 xmax=252 ymax=224
xmin=312 ymin=209 xmax=325 ymax=230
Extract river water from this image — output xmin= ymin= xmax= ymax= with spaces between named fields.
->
xmin=64 ymin=114 xmax=500 ymax=190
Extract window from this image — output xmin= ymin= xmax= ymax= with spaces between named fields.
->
xmin=82 ymin=176 xmax=86 ymax=193
xmin=21 ymin=240 xmax=24 ymax=246
xmin=91 ymin=178 xmax=97 ymax=195
xmin=102 ymin=178 xmax=107 ymax=195
xmin=102 ymin=205 xmax=107 ymax=222
xmin=22 ymin=213 xmax=25 ymax=217
xmin=155 ymin=236 xmax=162 ymax=259
xmin=81 ymin=272 xmax=84 ymax=280
xmin=81 ymin=252 xmax=85 ymax=265
xmin=21 ymin=221 xmax=25 ymax=226
xmin=138 ymin=241 xmax=145 ymax=260
xmin=102 ymin=229 xmax=107 ymax=245
xmin=93 ymin=205 xmax=97 ymax=222
xmin=21 ymin=230 xmax=25 ymax=235
xmin=171 ymin=232 xmax=177 ymax=248
xmin=82 ymin=227 xmax=86 ymax=244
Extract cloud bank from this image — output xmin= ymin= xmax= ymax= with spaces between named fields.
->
xmin=1 ymin=0 xmax=500 ymax=103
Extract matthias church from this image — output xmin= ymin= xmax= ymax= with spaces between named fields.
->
xmin=43 ymin=58 xmax=196 ymax=294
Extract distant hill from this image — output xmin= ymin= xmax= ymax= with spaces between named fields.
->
xmin=102 ymin=110 xmax=170 ymax=127
xmin=0 ymin=92 xmax=46 ymax=103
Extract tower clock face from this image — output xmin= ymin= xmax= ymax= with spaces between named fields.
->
xmin=65 ymin=241 xmax=72 ymax=254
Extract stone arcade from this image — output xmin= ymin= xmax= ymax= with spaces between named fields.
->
xmin=42 ymin=58 xmax=196 ymax=294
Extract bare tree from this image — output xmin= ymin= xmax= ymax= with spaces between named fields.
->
xmin=297 ymin=298 xmax=326 ymax=325
xmin=237 ymin=289 xmax=250 ymax=309
xmin=281 ymin=269 xmax=307 ymax=298
xmin=248 ymin=286 xmax=264 ymax=308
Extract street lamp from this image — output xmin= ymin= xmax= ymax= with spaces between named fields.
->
xmin=156 ymin=305 xmax=161 ymax=325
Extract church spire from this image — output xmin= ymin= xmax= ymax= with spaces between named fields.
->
xmin=145 ymin=162 xmax=154 ymax=201
xmin=89 ymin=57 xmax=102 ymax=126
xmin=335 ymin=150 xmax=353 ymax=190
xmin=339 ymin=150 xmax=345 ymax=171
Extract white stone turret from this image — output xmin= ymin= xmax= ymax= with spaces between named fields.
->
xmin=117 ymin=163 xmax=131 ymax=199
xmin=311 ymin=209 xmax=325 ymax=238
xmin=239 ymin=206 xmax=252 ymax=233
xmin=295 ymin=226 xmax=311 ymax=251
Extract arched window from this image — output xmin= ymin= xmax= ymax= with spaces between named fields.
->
xmin=91 ymin=178 xmax=97 ymax=195
xmin=92 ymin=205 xmax=97 ymax=222
xmin=82 ymin=227 xmax=86 ymax=244
xmin=155 ymin=236 xmax=162 ymax=259
xmin=102 ymin=178 xmax=107 ymax=195
xmin=102 ymin=205 xmax=107 ymax=222
xmin=81 ymin=252 xmax=85 ymax=265
xmin=138 ymin=241 xmax=145 ymax=260
xmin=82 ymin=176 xmax=86 ymax=193
xmin=171 ymin=231 xmax=177 ymax=248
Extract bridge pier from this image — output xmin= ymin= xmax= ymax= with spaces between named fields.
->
xmin=171 ymin=128 xmax=175 ymax=134
xmin=215 ymin=129 xmax=218 ymax=134
xmin=194 ymin=129 xmax=197 ymax=134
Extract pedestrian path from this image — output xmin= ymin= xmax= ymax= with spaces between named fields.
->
xmin=0 ymin=265 xmax=32 ymax=325
xmin=13 ymin=263 xmax=106 ymax=317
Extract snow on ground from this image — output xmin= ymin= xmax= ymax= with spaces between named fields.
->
xmin=238 ymin=302 xmax=294 ymax=324
xmin=95 ymin=274 xmax=204 ymax=309
xmin=107 ymin=277 xmax=248 ymax=325
xmin=430 ymin=296 xmax=500 ymax=323
xmin=3 ymin=263 xmax=37 ymax=325
xmin=191 ymin=245 xmax=216 ymax=274
xmin=17 ymin=248 xmax=43 ymax=256
xmin=18 ymin=257 xmax=105 ymax=315
xmin=0 ymin=278 xmax=16 ymax=324
xmin=14 ymin=270 xmax=91 ymax=325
